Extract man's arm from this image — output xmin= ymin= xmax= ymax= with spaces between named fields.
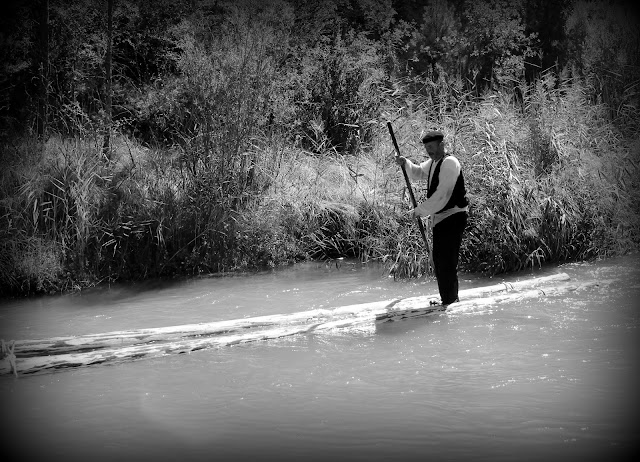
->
xmin=403 ymin=158 xmax=431 ymax=182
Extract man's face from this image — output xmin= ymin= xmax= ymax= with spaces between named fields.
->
xmin=423 ymin=140 xmax=442 ymax=159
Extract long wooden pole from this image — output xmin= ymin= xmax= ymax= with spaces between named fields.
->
xmin=387 ymin=122 xmax=433 ymax=273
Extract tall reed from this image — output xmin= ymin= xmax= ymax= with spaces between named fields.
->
xmin=1 ymin=69 xmax=637 ymax=295
xmin=370 ymin=71 xmax=639 ymax=276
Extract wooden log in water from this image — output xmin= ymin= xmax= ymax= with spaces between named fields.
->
xmin=9 ymin=272 xmax=571 ymax=358
xmin=1 ymin=276 xmax=611 ymax=377
xmin=376 ymin=279 xmax=610 ymax=323
xmin=0 ymin=324 xmax=324 ymax=377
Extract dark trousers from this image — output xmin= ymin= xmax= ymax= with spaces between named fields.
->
xmin=432 ymin=212 xmax=467 ymax=305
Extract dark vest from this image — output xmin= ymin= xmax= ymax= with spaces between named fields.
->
xmin=426 ymin=157 xmax=469 ymax=214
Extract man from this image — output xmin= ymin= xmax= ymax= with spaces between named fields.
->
xmin=395 ymin=130 xmax=469 ymax=306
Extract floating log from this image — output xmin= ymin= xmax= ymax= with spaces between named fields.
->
xmin=376 ymin=279 xmax=610 ymax=323
xmin=10 ymin=272 xmax=571 ymax=358
xmin=1 ymin=274 xmax=612 ymax=377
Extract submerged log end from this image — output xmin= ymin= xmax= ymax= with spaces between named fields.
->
xmin=0 ymin=357 xmax=18 ymax=378
xmin=0 ymin=340 xmax=18 ymax=378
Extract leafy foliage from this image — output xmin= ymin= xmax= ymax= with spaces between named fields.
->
xmin=404 ymin=0 xmax=539 ymax=91
xmin=0 ymin=0 xmax=638 ymax=295
xmin=564 ymin=0 xmax=640 ymax=133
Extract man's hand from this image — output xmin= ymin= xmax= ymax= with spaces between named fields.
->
xmin=395 ymin=156 xmax=406 ymax=167
xmin=409 ymin=208 xmax=431 ymax=222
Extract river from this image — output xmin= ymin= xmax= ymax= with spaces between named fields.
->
xmin=1 ymin=254 xmax=639 ymax=461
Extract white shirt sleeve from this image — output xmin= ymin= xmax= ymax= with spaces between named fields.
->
xmin=403 ymin=158 xmax=432 ymax=182
xmin=415 ymin=156 xmax=460 ymax=217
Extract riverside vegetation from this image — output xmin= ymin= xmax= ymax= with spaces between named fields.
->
xmin=1 ymin=0 xmax=639 ymax=296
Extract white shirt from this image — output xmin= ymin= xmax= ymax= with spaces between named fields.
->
xmin=404 ymin=155 xmax=468 ymax=226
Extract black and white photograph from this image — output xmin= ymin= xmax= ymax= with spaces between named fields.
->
xmin=1 ymin=0 xmax=639 ymax=460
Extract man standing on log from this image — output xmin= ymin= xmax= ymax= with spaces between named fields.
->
xmin=395 ymin=131 xmax=469 ymax=306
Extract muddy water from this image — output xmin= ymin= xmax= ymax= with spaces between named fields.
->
xmin=1 ymin=255 xmax=639 ymax=461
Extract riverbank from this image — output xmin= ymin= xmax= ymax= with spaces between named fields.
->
xmin=1 ymin=76 xmax=639 ymax=297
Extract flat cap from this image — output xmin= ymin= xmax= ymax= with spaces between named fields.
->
xmin=421 ymin=131 xmax=444 ymax=144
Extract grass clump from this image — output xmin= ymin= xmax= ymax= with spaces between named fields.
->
xmin=458 ymin=75 xmax=639 ymax=274
xmin=371 ymin=71 xmax=639 ymax=277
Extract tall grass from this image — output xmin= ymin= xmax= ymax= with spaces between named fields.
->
xmin=1 ymin=70 xmax=638 ymax=296
xmin=368 ymin=71 xmax=639 ymax=276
